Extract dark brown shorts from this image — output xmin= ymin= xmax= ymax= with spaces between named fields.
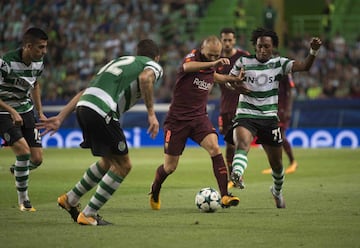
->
xmin=163 ymin=115 xmax=217 ymax=156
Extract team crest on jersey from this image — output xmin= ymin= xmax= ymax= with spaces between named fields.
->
xmin=185 ymin=53 xmax=195 ymax=59
xmin=118 ymin=141 xmax=127 ymax=152
xmin=267 ymin=62 xmax=276 ymax=69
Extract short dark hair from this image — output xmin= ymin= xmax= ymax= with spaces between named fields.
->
xmin=23 ymin=27 xmax=48 ymax=44
xmin=220 ymin=27 xmax=236 ymax=36
xmin=136 ymin=39 xmax=160 ymax=59
xmin=250 ymin=27 xmax=279 ymax=48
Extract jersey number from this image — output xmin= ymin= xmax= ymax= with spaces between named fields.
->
xmin=272 ymin=127 xmax=282 ymax=142
xmin=97 ymin=56 xmax=135 ymax=76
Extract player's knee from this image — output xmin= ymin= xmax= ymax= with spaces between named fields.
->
xmin=31 ymin=158 xmax=43 ymax=166
xmin=13 ymin=141 xmax=31 ymax=155
xmin=112 ymin=161 xmax=132 ymax=177
xmin=121 ymin=161 xmax=132 ymax=174
xmin=164 ymin=163 xmax=177 ymax=174
xmin=207 ymin=144 xmax=222 ymax=157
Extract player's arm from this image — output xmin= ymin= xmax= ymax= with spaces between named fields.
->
xmin=215 ymin=68 xmax=249 ymax=94
xmin=292 ymin=37 xmax=322 ymax=72
xmin=0 ymin=99 xmax=23 ymax=126
xmin=36 ymin=90 xmax=84 ymax=136
xmin=31 ymin=81 xmax=47 ymax=121
xmin=183 ymin=58 xmax=230 ymax=72
xmin=138 ymin=68 xmax=159 ymax=139
xmin=214 ymin=68 xmax=244 ymax=84
xmin=0 ymin=59 xmax=23 ymax=125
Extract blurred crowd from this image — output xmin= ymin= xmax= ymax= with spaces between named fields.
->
xmin=1 ymin=0 xmax=359 ymax=104
xmin=286 ymin=32 xmax=360 ymax=100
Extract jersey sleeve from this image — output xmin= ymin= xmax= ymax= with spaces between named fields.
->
xmin=144 ymin=61 xmax=163 ymax=81
xmin=230 ymin=57 xmax=242 ymax=76
xmin=280 ymin=57 xmax=294 ymax=74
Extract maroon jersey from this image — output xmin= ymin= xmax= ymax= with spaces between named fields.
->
xmin=278 ymin=73 xmax=295 ymax=126
xmin=217 ymin=49 xmax=250 ymax=116
xmin=167 ymin=49 xmax=215 ymax=121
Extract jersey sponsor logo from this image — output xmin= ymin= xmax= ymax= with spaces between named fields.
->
xmin=193 ymin=77 xmax=211 ymax=91
xmin=245 ymin=74 xmax=275 ymax=86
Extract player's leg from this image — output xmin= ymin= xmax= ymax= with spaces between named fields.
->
xmin=11 ymin=138 xmax=35 ymax=211
xmin=200 ymin=133 xmax=228 ymax=196
xmin=218 ymin=114 xmax=235 ymax=187
xmin=149 ymin=119 xmax=187 ymax=210
xmin=26 ymin=120 xmax=43 ymax=170
xmin=78 ymin=155 xmax=130 ymax=225
xmin=282 ymin=127 xmax=297 ymax=174
xmin=231 ymin=125 xmax=253 ymax=189
xmin=225 ymin=142 xmax=236 ymax=187
xmin=262 ymin=144 xmax=285 ymax=208
xmin=0 ymin=114 xmax=35 ymax=211
xmin=149 ymin=154 xmax=179 ymax=210
xmin=58 ymin=160 xmax=106 ymax=222
xmin=9 ymin=112 xmax=43 ymax=173
xmin=200 ymin=132 xmax=239 ymax=207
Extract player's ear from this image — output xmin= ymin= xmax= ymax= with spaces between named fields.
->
xmin=154 ymin=55 xmax=160 ymax=62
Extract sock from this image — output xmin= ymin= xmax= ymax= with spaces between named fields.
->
xmin=29 ymin=161 xmax=41 ymax=170
xmin=68 ymin=162 xmax=106 ymax=206
xmin=151 ymin=164 xmax=170 ymax=201
xmin=14 ymin=154 xmax=30 ymax=204
xmin=83 ymin=170 xmax=123 ymax=217
xmin=211 ymin=154 xmax=228 ymax=196
xmin=272 ymin=168 xmax=285 ymax=194
xmin=232 ymin=149 xmax=248 ymax=176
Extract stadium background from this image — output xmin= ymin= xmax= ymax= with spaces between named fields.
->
xmin=1 ymin=0 xmax=359 ymax=148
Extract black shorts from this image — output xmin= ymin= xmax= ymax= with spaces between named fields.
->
xmin=163 ymin=115 xmax=217 ymax=156
xmin=225 ymin=118 xmax=283 ymax=147
xmin=76 ymin=106 xmax=128 ymax=157
xmin=0 ymin=110 xmax=42 ymax=147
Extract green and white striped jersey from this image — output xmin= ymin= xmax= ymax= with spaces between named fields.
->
xmin=230 ymin=55 xmax=294 ymax=120
xmin=77 ymin=56 xmax=163 ymax=120
xmin=0 ymin=48 xmax=43 ymax=114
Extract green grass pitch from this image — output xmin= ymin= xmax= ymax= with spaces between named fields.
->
xmin=0 ymin=147 xmax=359 ymax=247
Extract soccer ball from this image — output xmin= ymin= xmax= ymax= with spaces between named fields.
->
xmin=195 ymin=187 xmax=221 ymax=213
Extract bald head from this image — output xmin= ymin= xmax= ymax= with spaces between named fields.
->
xmin=201 ymin=36 xmax=222 ymax=61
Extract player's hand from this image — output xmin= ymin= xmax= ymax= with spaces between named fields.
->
xmin=214 ymin=58 xmax=230 ymax=67
xmin=310 ymin=37 xmax=322 ymax=51
xmin=225 ymin=81 xmax=249 ymax=94
xmin=36 ymin=117 xmax=62 ymax=136
xmin=10 ymin=111 xmax=23 ymax=126
xmin=147 ymin=114 xmax=159 ymax=139
xmin=225 ymin=68 xmax=249 ymax=94
xmin=38 ymin=112 xmax=48 ymax=122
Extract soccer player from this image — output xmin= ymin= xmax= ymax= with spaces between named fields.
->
xmin=262 ymin=73 xmax=298 ymax=175
xmin=217 ymin=27 xmax=250 ymax=188
xmin=226 ymin=28 xmax=321 ymax=208
xmin=0 ymin=27 xmax=49 ymax=212
xmin=37 ymin=39 xmax=163 ymax=225
xmin=149 ymin=36 xmax=247 ymax=210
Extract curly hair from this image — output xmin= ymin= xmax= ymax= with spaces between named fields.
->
xmin=250 ymin=27 xmax=279 ymax=48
